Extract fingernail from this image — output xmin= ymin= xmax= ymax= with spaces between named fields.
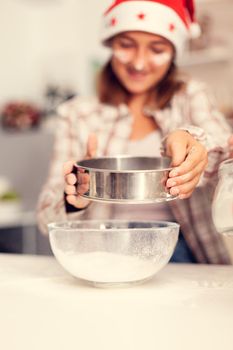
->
xmin=170 ymin=187 xmax=180 ymax=195
xmin=167 ymin=180 xmax=176 ymax=187
xmin=170 ymin=170 xmax=179 ymax=177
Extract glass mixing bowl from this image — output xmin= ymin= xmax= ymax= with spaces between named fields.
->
xmin=48 ymin=220 xmax=179 ymax=288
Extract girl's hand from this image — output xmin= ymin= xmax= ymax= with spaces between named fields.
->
xmin=165 ymin=130 xmax=208 ymax=199
xmin=63 ymin=133 xmax=97 ymax=209
xmin=228 ymin=135 xmax=233 ymax=158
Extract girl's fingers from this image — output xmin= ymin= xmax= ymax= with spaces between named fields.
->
xmin=77 ymin=183 xmax=89 ymax=195
xmin=86 ymin=133 xmax=98 ymax=158
xmin=64 ymin=160 xmax=91 ymax=210
xmin=66 ymin=195 xmax=77 ymax=206
xmin=170 ymin=174 xmax=201 ymax=197
xmin=63 ymin=172 xmax=90 ymax=196
xmin=65 ymin=184 xmax=77 ymax=195
xmin=166 ymin=137 xmax=188 ymax=167
xmin=167 ymin=158 xmax=207 ymax=187
xmin=77 ymin=172 xmax=90 ymax=185
xmin=170 ymin=144 xmax=207 ymax=177
xmin=77 ymin=173 xmax=90 ymax=195
xmin=63 ymin=160 xmax=76 ymax=175
xmin=66 ymin=173 xmax=77 ymax=185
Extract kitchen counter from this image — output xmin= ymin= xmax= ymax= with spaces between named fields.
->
xmin=0 ymin=254 xmax=233 ymax=350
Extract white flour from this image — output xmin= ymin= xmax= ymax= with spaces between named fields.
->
xmin=55 ymin=251 xmax=163 ymax=283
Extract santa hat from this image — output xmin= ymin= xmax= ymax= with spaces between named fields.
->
xmin=101 ymin=0 xmax=201 ymax=57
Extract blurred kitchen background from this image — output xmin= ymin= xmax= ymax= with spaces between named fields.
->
xmin=0 ymin=0 xmax=233 ymax=255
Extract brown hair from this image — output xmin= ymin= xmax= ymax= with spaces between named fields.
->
xmin=96 ymin=60 xmax=185 ymax=110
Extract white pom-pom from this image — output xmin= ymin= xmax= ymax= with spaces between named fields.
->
xmin=189 ymin=22 xmax=201 ymax=39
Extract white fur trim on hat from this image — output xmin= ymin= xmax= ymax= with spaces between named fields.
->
xmin=189 ymin=22 xmax=201 ymax=39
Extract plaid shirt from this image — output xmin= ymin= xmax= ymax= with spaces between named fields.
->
xmin=37 ymin=80 xmax=232 ymax=264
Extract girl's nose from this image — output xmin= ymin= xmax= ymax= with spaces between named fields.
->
xmin=131 ymin=48 xmax=147 ymax=71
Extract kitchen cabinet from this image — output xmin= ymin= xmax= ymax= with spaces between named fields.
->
xmin=0 ymin=129 xmax=54 ymax=254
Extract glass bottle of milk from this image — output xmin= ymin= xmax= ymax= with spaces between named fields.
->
xmin=212 ymin=159 xmax=233 ymax=235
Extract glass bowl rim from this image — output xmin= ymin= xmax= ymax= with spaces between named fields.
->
xmin=48 ymin=220 xmax=180 ymax=233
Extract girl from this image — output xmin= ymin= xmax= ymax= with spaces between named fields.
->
xmin=37 ymin=0 xmax=232 ymax=264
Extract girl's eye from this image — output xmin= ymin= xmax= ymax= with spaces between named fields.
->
xmin=151 ymin=48 xmax=164 ymax=54
xmin=118 ymin=41 xmax=134 ymax=49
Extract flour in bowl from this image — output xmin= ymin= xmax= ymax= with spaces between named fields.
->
xmin=54 ymin=251 xmax=164 ymax=283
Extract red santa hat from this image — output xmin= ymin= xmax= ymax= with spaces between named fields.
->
xmin=101 ymin=0 xmax=201 ymax=57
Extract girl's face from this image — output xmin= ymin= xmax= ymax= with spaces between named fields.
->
xmin=111 ymin=31 xmax=174 ymax=95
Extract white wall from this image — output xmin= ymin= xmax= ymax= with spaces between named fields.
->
xmin=0 ymin=0 xmax=232 ymax=107
xmin=189 ymin=1 xmax=233 ymax=110
xmin=0 ymin=0 xmax=111 ymax=104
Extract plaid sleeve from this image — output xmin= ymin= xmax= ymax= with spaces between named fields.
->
xmin=36 ymin=100 xmax=85 ymax=235
xmin=186 ymin=83 xmax=232 ymax=182
xmin=160 ymin=81 xmax=232 ymax=185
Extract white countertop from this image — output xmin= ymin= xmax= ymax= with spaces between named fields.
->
xmin=0 ymin=254 xmax=233 ymax=350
